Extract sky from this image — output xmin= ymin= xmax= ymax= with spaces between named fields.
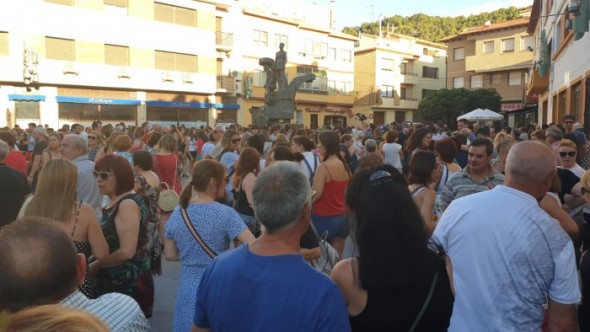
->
xmin=300 ymin=0 xmax=534 ymax=29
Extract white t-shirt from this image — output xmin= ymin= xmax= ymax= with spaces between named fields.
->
xmin=201 ymin=142 xmax=216 ymax=158
xmin=382 ymin=143 xmax=402 ymax=169
xmin=560 ymin=164 xmax=585 ymax=178
xmin=433 ymin=185 xmax=580 ymax=331
xmin=299 ymin=151 xmax=320 ymax=182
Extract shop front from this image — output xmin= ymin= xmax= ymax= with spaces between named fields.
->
xmin=9 ymin=94 xmax=44 ymax=128
xmin=56 ymin=96 xmax=139 ymax=127
xmin=146 ymin=101 xmax=209 ymax=128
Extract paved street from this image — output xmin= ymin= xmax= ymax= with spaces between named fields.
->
xmin=149 ymin=257 xmax=181 ymax=331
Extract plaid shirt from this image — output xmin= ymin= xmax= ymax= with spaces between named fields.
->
xmin=439 ymin=165 xmax=504 ymax=211
xmin=61 ymin=290 xmax=150 ymax=332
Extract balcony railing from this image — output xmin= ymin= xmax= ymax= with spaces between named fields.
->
xmin=401 ymin=71 xmax=418 ymax=76
xmin=216 ymin=75 xmax=235 ymax=93
xmin=401 ymin=97 xmax=418 ymax=101
xmin=216 ymin=32 xmax=233 ymax=51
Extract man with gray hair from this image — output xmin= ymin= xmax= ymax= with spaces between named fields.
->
xmin=356 ymin=139 xmax=384 ymax=172
xmin=191 ymin=161 xmax=350 ymax=332
xmin=433 ymin=141 xmax=580 ymax=331
xmin=0 ymin=140 xmax=30 ymax=228
xmin=546 ymin=125 xmax=563 ymax=164
xmin=60 ymin=135 xmax=102 ymax=219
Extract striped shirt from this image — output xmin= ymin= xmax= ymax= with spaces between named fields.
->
xmin=61 ymin=290 xmax=150 ymax=332
xmin=439 ymin=166 xmax=504 ymax=211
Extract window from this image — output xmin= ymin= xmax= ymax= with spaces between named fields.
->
xmin=339 ymin=49 xmax=352 ymax=62
xmin=328 ymin=47 xmax=336 ymax=61
xmin=572 ymin=83 xmax=582 ymax=120
xmin=400 ymin=87 xmax=407 ymax=99
xmin=422 ymin=66 xmax=438 ymax=79
xmin=490 ymin=73 xmax=502 ymax=85
xmin=381 ymin=85 xmax=394 ymax=97
xmin=521 ymin=36 xmax=534 ymax=51
xmin=339 ymin=81 xmax=352 ymax=95
xmin=297 ymin=66 xmax=327 ymax=93
xmin=483 ymin=41 xmax=494 ymax=53
xmin=328 ymin=80 xmax=337 ymax=93
xmin=15 ymin=101 xmax=40 ymax=121
xmin=382 ymin=58 xmax=394 ymax=71
xmin=471 ymin=75 xmax=483 ymax=88
xmin=0 ymin=32 xmax=8 ymax=56
xmin=251 ymin=70 xmax=266 ymax=86
xmin=502 ymin=38 xmax=515 ymax=52
xmin=274 ymin=34 xmax=288 ymax=49
xmin=453 ymin=47 xmax=464 ymax=60
xmin=453 ymin=77 xmax=464 ymax=88
xmin=45 ymin=37 xmax=75 ymax=61
xmin=302 ymin=40 xmax=327 ymax=58
xmin=155 ymin=50 xmax=197 ymax=72
xmin=154 ymin=2 xmax=197 ymax=27
xmin=105 ymin=44 xmax=129 ymax=66
xmin=253 ymin=30 xmax=268 ymax=47
xmin=508 ymin=71 xmax=521 ymax=86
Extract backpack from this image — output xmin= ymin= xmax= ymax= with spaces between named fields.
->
xmin=302 ymin=154 xmax=319 ymax=185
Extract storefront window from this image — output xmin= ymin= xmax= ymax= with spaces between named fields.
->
xmin=59 ymin=103 xmax=135 ymax=123
xmin=147 ymin=106 xmax=208 ymax=127
xmin=15 ymin=101 xmax=40 ymax=125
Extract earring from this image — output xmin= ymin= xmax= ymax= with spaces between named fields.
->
xmin=212 ymin=188 xmax=217 ymax=194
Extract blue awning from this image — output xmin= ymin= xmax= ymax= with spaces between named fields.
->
xmin=56 ymin=96 xmax=140 ymax=105
xmin=9 ymin=94 xmax=45 ymax=101
xmin=146 ymin=101 xmax=210 ymax=108
xmin=214 ymin=103 xmax=240 ymax=109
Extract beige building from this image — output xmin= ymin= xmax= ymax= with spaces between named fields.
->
xmin=442 ymin=16 xmax=534 ymax=114
xmin=353 ymin=33 xmax=447 ymax=125
xmin=234 ymin=7 xmax=357 ymax=128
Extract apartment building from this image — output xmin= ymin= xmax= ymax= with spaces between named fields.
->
xmin=527 ymin=0 xmax=590 ymax=126
xmin=353 ymin=34 xmax=447 ymax=125
xmin=234 ymin=7 xmax=357 ymax=128
xmin=442 ymin=15 xmax=534 ymax=115
xmin=0 ymin=0 xmax=237 ymax=129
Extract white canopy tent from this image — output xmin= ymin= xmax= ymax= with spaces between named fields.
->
xmin=457 ymin=108 xmax=504 ymax=122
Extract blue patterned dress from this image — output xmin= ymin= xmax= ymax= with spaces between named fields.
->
xmin=165 ymin=202 xmax=246 ymax=332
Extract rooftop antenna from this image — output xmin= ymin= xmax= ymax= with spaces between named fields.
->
xmin=330 ymin=0 xmax=335 ymax=31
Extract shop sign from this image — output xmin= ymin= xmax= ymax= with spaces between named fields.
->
xmin=501 ymin=103 xmax=523 ymax=112
xmin=306 ymin=107 xmax=321 ymax=112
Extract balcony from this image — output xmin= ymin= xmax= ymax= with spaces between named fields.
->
xmin=216 ymin=32 xmax=233 ymax=52
xmin=526 ymin=66 xmax=549 ymax=96
xmin=401 ymin=71 xmax=418 ymax=76
xmin=216 ymin=75 xmax=236 ymax=94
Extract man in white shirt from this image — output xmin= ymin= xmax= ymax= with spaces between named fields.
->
xmin=433 ymin=141 xmax=580 ymax=331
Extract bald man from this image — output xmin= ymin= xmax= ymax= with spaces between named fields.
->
xmin=433 ymin=141 xmax=580 ymax=331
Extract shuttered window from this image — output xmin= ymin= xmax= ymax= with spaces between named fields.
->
xmin=154 ymin=2 xmax=196 ymax=27
xmin=46 ymin=37 xmax=75 ymax=61
xmin=105 ymin=44 xmax=129 ymax=66
xmin=0 ymin=32 xmax=8 ymax=56
xmin=155 ymin=51 xmax=197 ymax=72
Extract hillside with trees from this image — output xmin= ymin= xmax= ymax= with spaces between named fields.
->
xmin=342 ymin=7 xmax=525 ymax=43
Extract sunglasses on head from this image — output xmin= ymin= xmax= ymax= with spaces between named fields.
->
xmin=559 ymin=151 xmax=576 ymax=157
xmin=93 ymin=171 xmax=113 ymax=180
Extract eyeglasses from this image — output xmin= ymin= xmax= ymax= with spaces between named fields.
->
xmin=232 ymin=138 xmax=241 ymax=144
xmin=559 ymin=151 xmax=576 ymax=157
xmin=369 ymin=170 xmax=393 ymax=186
xmin=93 ymin=171 xmax=113 ymax=180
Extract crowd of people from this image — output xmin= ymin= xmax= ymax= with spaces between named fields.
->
xmin=0 ymin=116 xmax=589 ymax=331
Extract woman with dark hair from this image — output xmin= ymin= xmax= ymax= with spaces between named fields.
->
xmin=164 ymin=159 xmax=254 ymax=332
xmin=312 ymin=131 xmax=352 ymax=256
xmin=133 ymin=151 xmax=162 ymax=275
xmin=232 ymin=147 xmax=261 ymax=233
xmin=434 ymin=138 xmax=461 ymax=174
xmin=408 ymin=151 xmax=440 ymax=233
xmin=406 ymin=127 xmax=432 ymax=156
xmin=146 ymin=132 xmax=161 ymax=155
xmin=90 ymin=154 xmax=153 ymax=317
xmin=292 ymin=135 xmax=319 ymax=184
xmin=331 ymin=165 xmax=453 ymax=331
xmin=451 ymin=134 xmax=468 ymax=168
xmin=382 ymin=130 xmax=403 ymax=173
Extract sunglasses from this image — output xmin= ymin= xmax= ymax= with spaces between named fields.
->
xmin=93 ymin=171 xmax=113 ymax=180
xmin=559 ymin=151 xmax=576 ymax=157
xmin=232 ymin=138 xmax=241 ymax=144
xmin=369 ymin=170 xmax=394 ymax=186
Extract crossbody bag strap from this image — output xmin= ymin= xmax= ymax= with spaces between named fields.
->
xmin=409 ymin=271 xmax=440 ymax=332
xmin=172 ymin=155 xmax=177 ymax=189
xmin=180 ymin=207 xmax=218 ymax=259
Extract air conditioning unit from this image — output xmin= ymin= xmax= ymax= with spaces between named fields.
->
xmin=235 ymin=80 xmax=243 ymax=95
xmin=118 ymin=67 xmax=131 ymax=79
xmin=182 ymin=73 xmax=193 ymax=83
xmin=63 ymin=62 xmax=79 ymax=75
xmin=162 ymin=71 xmax=174 ymax=82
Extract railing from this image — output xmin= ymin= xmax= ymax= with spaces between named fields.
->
xmin=216 ymin=32 xmax=234 ymax=49
xmin=216 ymin=75 xmax=235 ymax=93
xmin=401 ymin=71 xmax=418 ymax=76
xmin=401 ymin=97 xmax=418 ymax=101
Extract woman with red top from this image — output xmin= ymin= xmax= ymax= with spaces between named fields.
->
xmin=153 ymin=134 xmax=182 ymax=237
xmin=312 ymin=131 xmax=351 ymax=257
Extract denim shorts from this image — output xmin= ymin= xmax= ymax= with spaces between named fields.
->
xmin=311 ymin=214 xmax=348 ymax=243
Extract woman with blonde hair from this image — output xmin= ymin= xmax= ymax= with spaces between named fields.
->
xmin=20 ymin=159 xmax=109 ymax=298
xmin=94 ymin=131 xmax=123 ymax=162
xmin=6 ymin=305 xmax=110 ymax=332
xmin=42 ymin=132 xmax=61 ymax=167
xmin=492 ymin=132 xmax=516 ymax=174
xmin=87 ymin=130 xmax=103 ymax=162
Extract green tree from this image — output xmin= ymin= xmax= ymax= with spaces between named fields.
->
xmin=416 ymin=88 xmax=502 ymax=125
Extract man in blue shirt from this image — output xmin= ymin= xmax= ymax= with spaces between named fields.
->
xmin=192 ymin=161 xmax=351 ymax=332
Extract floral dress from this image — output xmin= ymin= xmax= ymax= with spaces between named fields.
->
xmin=135 ymin=174 xmax=162 ymax=275
xmin=96 ymin=193 xmax=154 ymax=317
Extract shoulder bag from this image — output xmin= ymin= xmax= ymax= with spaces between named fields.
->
xmin=181 ymin=206 xmax=218 ymax=259
xmin=158 ymin=155 xmax=179 ymax=211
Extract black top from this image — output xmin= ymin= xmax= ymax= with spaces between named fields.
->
xmin=234 ymin=187 xmax=254 ymax=216
xmin=0 ymin=163 xmax=30 ymax=228
xmin=349 ymin=254 xmax=454 ymax=332
xmin=455 ymin=151 xmax=468 ymax=169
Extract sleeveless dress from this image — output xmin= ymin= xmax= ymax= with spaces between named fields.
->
xmin=71 ymin=201 xmax=95 ymax=298
xmin=153 ymin=154 xmax=182 ymax=194
xmin=312 ymin=165 xmax=350 ymax=242
xmin=96 ymin=193 xmax=154 ymax=317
